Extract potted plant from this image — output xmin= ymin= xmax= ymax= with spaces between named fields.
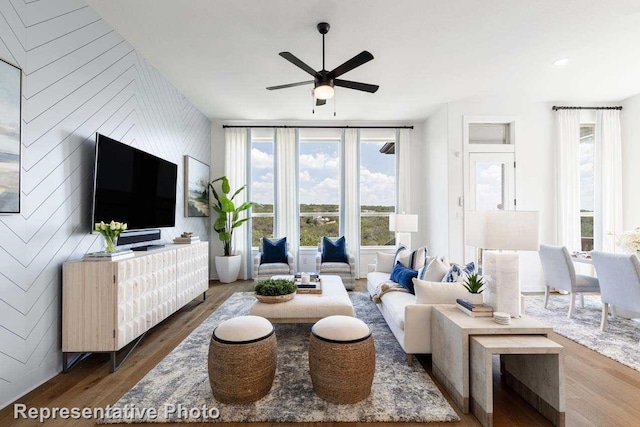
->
xmin=209 ymin=176 xmax=254 ymax=283
xmin=254 ymin=278 xmax=297 ymax=304
xmin=463 ymin=273 xmax=485 ymax=305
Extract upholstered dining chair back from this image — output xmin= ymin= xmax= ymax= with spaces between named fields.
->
xmin=539 ymin=244 xmax=576 ymax=293
xmin=591 ymin=251 xmax=640 ymax=311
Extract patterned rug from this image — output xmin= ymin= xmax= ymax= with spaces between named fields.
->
xmin=525 ymin=294 xmax=640 ymax=372
xmin=100 ymin=292 xmax=459 ymax=423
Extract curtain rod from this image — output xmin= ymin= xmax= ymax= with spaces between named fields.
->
xmin=552 ymin=106 xmax=622 ymax=111
xmin=222 ymin=125 xmax=414 ymax=129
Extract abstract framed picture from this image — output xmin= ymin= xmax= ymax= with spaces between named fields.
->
xmin=0 ymin=57 xmax=21 ymax=214
xmin=184 ymin=155 xmax=210 ymax=217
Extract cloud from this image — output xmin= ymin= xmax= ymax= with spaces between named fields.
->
xmin=299 ymin=152 xmax=339 ymax=171
xmin=299 ymin=170 xmax=311 ymax=182
xmin=251 ymin=148 xmax=273 ymax=169
xmin=360 ymin=167 xmax=395 ymax=206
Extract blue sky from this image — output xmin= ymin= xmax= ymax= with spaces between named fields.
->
xmin=250 ymin=139 xmax=396 ymax=207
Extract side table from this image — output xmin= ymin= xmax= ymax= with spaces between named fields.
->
xmin=431 ymin=305 xmax=554 ymax=413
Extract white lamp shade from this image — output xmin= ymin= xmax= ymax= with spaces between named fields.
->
xmin=465 ymin=210 xmax=539 ymax=251
xmin=389 ymin=214 xmax=418 ymax=233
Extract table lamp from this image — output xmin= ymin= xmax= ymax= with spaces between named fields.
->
xmin=465 ymin=210 xmax=540 ymax=317
xmin=389 ymin=213 xmax=418 ymax=250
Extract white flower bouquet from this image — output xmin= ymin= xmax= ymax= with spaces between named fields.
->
xmin=95 ymin=220 xmax=127 ymax=253
xmin=616 ymin=227 xmax=640 ymax=253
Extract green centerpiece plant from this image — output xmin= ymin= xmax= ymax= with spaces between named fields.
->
xmin=254 ymin=278 xmax=297 ymax=303
xmin=463 ymin=273 xmax=485 ymax=305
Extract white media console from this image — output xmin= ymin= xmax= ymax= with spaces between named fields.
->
xmin=61 ymin=241 xmax=209 ymax=371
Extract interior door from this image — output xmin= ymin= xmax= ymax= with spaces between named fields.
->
xmin=465 ymin=152 xmax=516 ymax=263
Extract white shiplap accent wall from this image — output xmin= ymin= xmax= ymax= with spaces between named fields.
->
xmin=0 ymin=0 xmax=211 ymax=408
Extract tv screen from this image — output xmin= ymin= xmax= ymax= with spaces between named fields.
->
xmin=92 ymin=133 xmax=177 ymax=230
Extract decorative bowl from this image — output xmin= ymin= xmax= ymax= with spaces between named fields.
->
xmin=255 ymin=292 xmax=296 ymax=304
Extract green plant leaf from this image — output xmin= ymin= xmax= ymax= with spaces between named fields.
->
xmin=220 ymin=196 xmax=235 ymax=212
xmin=208 ymin=183 xmax=221 ymax=208
xmin=219 ymin=231 xmax=231 ymax=242
xmin=213 ymin=217 xmax=226 ymax=232
xmin=233 ymin=218 xmax=249 ymax=229
xmin=230 ymin=185 xmax=246 ymax=201
xmin=237 ymin=201 xmax=254 ymax=212
xmin=221 ymin=177 xmax=230 ymax=194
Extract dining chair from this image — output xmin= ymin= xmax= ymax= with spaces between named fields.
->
xmin=538 ymin=244 xmax=600 ymax=318
xmin=591 ymin=251 xmax=640 ymax=332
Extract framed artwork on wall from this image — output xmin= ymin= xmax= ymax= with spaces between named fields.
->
xmin=184 ymin=155 xmax=210 ymax=217
xmin=0 ymin=57 xmax=22 ymax=214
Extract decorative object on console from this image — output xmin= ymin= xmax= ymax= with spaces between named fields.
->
xmin=209 ymin=176 xmax=254 ymax=283
xmin=174 ymin=232 xmax=200 ymax=244
xmin=0 ymin=57 xmax=21 ymax=214
xmin=184 ymin=155 xmax=210 ymax=217
xmin=254 ymin=278 xmax=297 ymax=304
xmin=465 ymin=210 xmax=540 ymax=317
xmin=94 ymin=220 xmax=127 ymax=253
xmin=389 ymin=213 xmax=419 ymax=250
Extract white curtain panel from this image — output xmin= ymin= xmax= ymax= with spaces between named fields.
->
xmin=397 ymin=128 xmax=412 ymax=213
xmin=595 ymin=110 xmax=623 ymax=251
xmin=343 ymin=128 xmax=360 ymax=278
xmin=224 ymin=128 xmax=249 ymax=279
xmin=275 ymin=128 xmax=299 ymax=270
xmin=555 ymin=109 xmax=582 ymax=251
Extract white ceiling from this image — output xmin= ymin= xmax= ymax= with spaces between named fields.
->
xmin=86 ymin=0 xmax=640 ymax=121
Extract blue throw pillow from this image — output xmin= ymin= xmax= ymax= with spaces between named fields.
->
xmin=321 ymin=236 xmax=348 ymax=263
xmin=261 ymin=237 xmax=287 ymax=264
xmin=443 ymin=261 xmax=476 ymax=282
xmin=390 ymin=261 xmax=419 ymax=294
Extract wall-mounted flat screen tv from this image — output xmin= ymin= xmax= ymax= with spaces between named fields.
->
xmin=92 ymin=133 xmax=177 ymax=230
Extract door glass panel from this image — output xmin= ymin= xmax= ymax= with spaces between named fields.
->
xmin=475 ymin=162 xmax=506 ymax=210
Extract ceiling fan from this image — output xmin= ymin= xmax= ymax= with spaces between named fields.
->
xmin=266 ymin=22 xmax=379 ymax=106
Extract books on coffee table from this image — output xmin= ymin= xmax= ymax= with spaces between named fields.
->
xmin=455 ymin=298 xmax=494 ymax=317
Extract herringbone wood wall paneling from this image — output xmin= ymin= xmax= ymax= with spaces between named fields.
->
xmin=0 ymin=0 xmax=212 ymax=408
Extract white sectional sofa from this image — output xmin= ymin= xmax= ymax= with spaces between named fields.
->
xmin=367 ymin=266 xmax=469 ymax=365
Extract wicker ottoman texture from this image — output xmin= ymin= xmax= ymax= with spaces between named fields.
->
xmin=309 ymin=315 xmax=375 ymax=404
xmin=208 ymin=315 xmax=277 ymax=404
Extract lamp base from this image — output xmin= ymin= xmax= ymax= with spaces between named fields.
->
xmin=396 ymin=232 xmax=412 ymax=251
xmin=482 ymin=250 xmax=520 ymax=317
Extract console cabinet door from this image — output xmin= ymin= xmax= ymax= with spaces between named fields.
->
xmin=62 ymin=262 xmax=117 ymax=352
xmin=176 ymin=242 xmax=209 ymax=307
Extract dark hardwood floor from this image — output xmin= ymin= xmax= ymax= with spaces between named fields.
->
xmin=1 ymin=280 xmax=639 ymax=426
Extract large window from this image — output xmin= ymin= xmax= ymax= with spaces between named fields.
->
xmin=579 ymin=125 xmax=595 ymax=251
xmin=299 ymin=131 xmax=340 ymax=247
xmin=250 ymin=130 xmax=275 ymax=247
xmin=360 ymin=130 xmax=396 ymax=246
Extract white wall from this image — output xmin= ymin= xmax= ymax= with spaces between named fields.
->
xmin=621 ymin=93 xmax=640 ymax=230
xmin=422 ymin=105 xmax=449 ymax=256
xmin=0 ymin=0 xmax=211 ymax=409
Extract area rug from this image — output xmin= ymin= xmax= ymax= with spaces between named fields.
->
xmin=100 ymin=292 xmax=459 ymax=423
xmin=525 ymin=294 xmax=640 ymax=372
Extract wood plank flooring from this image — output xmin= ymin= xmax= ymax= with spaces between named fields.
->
xmin=1 ymin=280 xmax=639 ymax=426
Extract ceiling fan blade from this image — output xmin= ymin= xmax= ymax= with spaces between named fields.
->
xmin=279 ymin=52 xmax=320 ymax=77
xmin=329 ymin=51 xmax=374 ymax=78
xmin=316 ymin=98 xmax=326 ymax=106
xmin=334 ymin=79 xmax=379 ymax=93
xmin=266 ymin=80 xmax=314 ymax=90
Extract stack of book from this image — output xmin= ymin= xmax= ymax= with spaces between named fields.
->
xmin=455 ymin=298 xmax=493 ymax=317
xmin=83 ymin=250 xmax=134 ymax=261
xmin=173 ymin=235 xmax=200 ymax=244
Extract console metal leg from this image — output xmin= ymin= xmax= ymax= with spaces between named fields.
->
xmin=110 ymin=332 xmax=146 ymax=372
xmin=62 ymin=352 xmax=91 ymax=373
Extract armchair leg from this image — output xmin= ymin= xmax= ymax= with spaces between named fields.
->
xmin=568 ymin=293 xmax=576 ymax=318
xmin=580 ymin=293 xmax=585 ymax=308
xmin=407 ymin=354 xmax=413 ymax=366
xmin=544 ymin=286 xmax=550 ymax=308
xmin=601 ymin=302 xmax=609 ymax=332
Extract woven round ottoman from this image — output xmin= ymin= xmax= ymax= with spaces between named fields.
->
xmin=208 ymin=315 xmax=276 ymax=404
xmin=309 ymin=315 xmax=375 ymax=404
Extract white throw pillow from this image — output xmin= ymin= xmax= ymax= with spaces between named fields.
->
xmin=412 ymin=278 xmax=469 ymax=304
xmin=375 ymin=252 xmax=395 ymax=273
xmin=395 ymin=248 xmax=412 ymax=268
xmin=420 ymin=257 xmax=449 ymax=282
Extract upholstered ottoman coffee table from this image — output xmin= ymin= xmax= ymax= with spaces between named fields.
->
xmin=249 ymin=275 xmax=354 ymax=323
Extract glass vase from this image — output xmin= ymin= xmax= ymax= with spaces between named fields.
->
xmin=103 ymin=235 xmax=117 ymax=253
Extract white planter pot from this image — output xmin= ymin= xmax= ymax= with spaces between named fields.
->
xmin=469 ymin=292 xmax=484 ymax=305
xmin=215 ymin=255 xmax=241 ymax=283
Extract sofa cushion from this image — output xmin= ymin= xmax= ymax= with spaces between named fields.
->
xmin=390 ymin=262 xmax=419 ymax=294
xmin=378 ymin=290 xmax=416 ymax=331
xmin=322 ymin=236 xmax=348 ymax=263
xmin=443 ymin=261 xmax=475 ymax=282
xmin=375 ymin=252 xmax=395 ymax=273
xmin=394 ymin=245 xmax=429 ymax=270
xmin=261 ymin=237 xmax=287 ymax=264
xmin=420 ymin=257 xmax=449 ymax=281
xmin=413 ymin=278 xmax=469 ymax=304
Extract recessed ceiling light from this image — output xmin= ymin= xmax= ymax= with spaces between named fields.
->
xmin=553 ymin=58 xmax=569 ymax=67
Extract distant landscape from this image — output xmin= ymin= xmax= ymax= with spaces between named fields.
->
xmin=252 ymin=204 xmax=395 ymax=247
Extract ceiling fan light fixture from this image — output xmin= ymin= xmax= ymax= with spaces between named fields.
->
xmin=314 ymin=84 xmax=334 ymax=100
